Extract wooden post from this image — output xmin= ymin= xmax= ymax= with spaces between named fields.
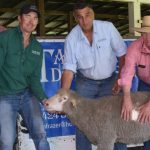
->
xmin=36 ymin=0 xmax=45 ymax=36
xmin=68 ymin=11 xmax=74 ymax=33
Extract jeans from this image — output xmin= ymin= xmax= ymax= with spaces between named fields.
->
xmin=138 ymin=79 xmax=150 ymax=150
xmin=0 ymin=89 xmax=50 ymax=150
xmin=75 ymin=72 xmax=127 ymax=150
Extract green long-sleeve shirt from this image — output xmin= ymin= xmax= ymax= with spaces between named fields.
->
xmin=0 ymin=27 xmax=47 ymax=101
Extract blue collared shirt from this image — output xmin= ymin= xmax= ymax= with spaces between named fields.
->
xmin=63 ymin=20 xmax=127 ymax=80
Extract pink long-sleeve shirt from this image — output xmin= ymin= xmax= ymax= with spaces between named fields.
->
xmin=118 ymin=36 xmax=150 ymax=88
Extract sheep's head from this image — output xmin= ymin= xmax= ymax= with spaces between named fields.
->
xmin=45 ymin=88 xmax=78 ymax=113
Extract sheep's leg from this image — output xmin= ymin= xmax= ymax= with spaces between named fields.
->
xmin=97 ymin=140 xmax=115 ymax=150
xmin=97 ymin=143 xmax=114 ymax=150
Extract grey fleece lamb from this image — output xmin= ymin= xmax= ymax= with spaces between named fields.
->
xmin=46 ymin=89 xmax=150 ymax=150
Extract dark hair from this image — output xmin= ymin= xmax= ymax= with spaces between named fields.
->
xmin=20 ymin=3 xmax=40 ymax=17
xmin=73 ymin=1 xmax=93 ymax=11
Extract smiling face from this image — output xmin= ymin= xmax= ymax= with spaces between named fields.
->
xmin=74 ymin=6 xmax=94 ymax=33
xmin=18 ymin=11 xmax=38 ymax=34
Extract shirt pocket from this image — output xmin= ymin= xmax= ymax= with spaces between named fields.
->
xmin=97 ymin=39 xmax=112 ymax=57
xmin=137 ymin=55 xmax=148 ymax=78
xmin=5 ymin=51 xmax=21 ymax=68
xmin=77 ymin=55 xmax=94 ymax=69
xmin=24 ymin=55 xmax=38 ymax=75
xmin=137 ymin=64 xmax=147 ymax=77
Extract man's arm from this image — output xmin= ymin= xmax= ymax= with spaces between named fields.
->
xmin=118 ymin=54 xmax=125 ymax=79
xmin=112 ymin=54 xmax=125 ymax=95
xmin=0 ymin=31 xmax=7 ymax=69
xmin=61 ymin=70 xmax=74 ymax=89
xmin=29 ymin=47 xmax=48 ymax=101
xmin=118 ymin=41 xmax=139 ymax=121
xmin=121 ymin=85 xmax=133 ymax=121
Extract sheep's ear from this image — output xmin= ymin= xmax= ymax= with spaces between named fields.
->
xmin=70 ymin=99 xmax=77 ymax=109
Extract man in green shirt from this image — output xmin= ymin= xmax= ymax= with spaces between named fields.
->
xmin=0 ymin=4 xmax=50 ymax=150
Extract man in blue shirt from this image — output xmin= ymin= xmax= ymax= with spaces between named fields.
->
xmin=61 ymin=2 xmax=127 ymax=150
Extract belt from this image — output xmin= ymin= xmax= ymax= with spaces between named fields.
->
xmin=77 ymin=71 xmax=116 ymax=82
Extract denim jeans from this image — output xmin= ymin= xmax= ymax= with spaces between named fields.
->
xmin=75 ymin=72 xmax=127 ymax=150
xmin=138 ymin=79 xmax=150 ymax=150
xmin=0 ymin=89 xmax=50 ymax=150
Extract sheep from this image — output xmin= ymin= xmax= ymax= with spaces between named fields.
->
xmin=45 ymin=88 xmax=150 ymax=150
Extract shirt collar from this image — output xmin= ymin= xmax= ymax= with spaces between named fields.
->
xmin=17 ymin=26 xmax=22 ymax=35
xmin=141 ymin=37 xmax=150 ymax=54
xmin=78 ymin=20 xmax=97 ymax=41
xmin=17 ymin=26 xmax=34 ymax=41
xmin=79 ymin=27 xmax=85 ymax=40
xmin=93 ymin=20 xmax=98 ymax=34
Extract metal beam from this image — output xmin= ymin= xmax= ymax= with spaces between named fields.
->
xmin=96 ymin=13 xmax=128 ymax=19
xmin=46 ymin=22 xmax=66 ymax=33
xmin=45 ymin=11 xmax=68 ymax=16
xmin=0 ymin=8 xmax=18 ymax=13
xmin=139 ymin=0 xmax=150 ymax=4
xmin=93 ymin=0 xmax=150 ymax=3
xmin=0 ymin=8 xmax=68 ymax=16
xmin=93 ymin=0 xmax=134 ymax=2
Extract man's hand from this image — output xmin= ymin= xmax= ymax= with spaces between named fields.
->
xmin=121 ymin=96 xmax=133 ymax=121
xmin=42 ymin=99 xmax=48 ymax=106
xmin=138 ymin=101 xmax=150 ymax=123
xmin=112 ymin=80 xmax=121 ymax=95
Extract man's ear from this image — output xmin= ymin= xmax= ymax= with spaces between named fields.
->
xmin=18 ymin=16 xmax=21 ymax=23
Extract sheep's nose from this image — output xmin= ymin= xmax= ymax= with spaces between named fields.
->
xmin=45 ymin=103 xmax=49 ymax=106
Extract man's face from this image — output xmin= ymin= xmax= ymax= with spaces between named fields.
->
xmin=144 ymin=33 xmax=150 ymax=50
xmin=74 ymin=6 xmax=94 ymax=32
xmin=18 ymin=11 xmax=38 ymax=33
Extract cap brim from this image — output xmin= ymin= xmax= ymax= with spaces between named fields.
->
xmin=133 ymin=27 xmax=150 ymax=33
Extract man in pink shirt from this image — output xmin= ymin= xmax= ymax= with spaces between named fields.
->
xmin=119 ymin=16 xmax=150 ymax=150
